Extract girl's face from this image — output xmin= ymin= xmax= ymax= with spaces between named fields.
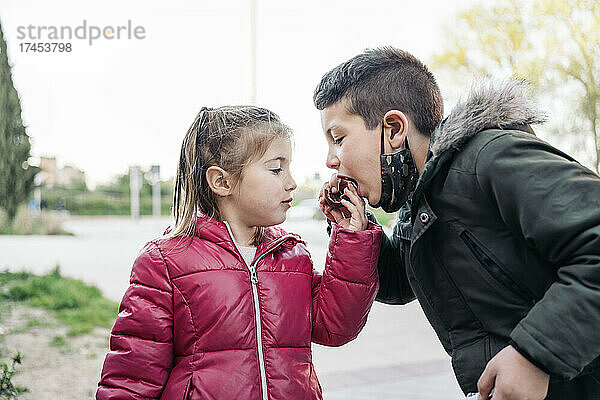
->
xmin=229 ymin=137 xmax=297 ymax=227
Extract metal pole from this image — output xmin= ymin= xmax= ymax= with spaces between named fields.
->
xmin=250 ymin=0 xmax=257 ymax=104
xmin=129 ymin=166 xmax=142 ymax=219
xmin=151 ymin=165 xmax=161 ymax=218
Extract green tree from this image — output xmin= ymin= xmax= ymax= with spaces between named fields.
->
xmin=0 ymin=21 xmax=39 ymax=220
xmin=432 ymin=0 xmax=600 ymax=172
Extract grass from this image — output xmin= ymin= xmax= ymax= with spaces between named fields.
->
xmin=367 ymin=206 xmax=396 ymax=227
xmin=50 ymin=336 xmax=66 ymax=347
xmin=0 ymin=267 xmax=118 ymax=336
xmin=0 ymin=226 xmax=74 ymax=236
xmin=9 ymin=315 xmax=52 ymax=335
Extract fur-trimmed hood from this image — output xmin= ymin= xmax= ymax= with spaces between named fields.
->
xmin=431 ymin=80 xmax=548 ymax=157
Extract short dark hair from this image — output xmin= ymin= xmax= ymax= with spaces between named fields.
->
xmin=313 ymin=47 xmax=443 ymax=135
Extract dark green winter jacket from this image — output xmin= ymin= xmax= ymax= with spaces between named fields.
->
xmin=376 ymin=81 xmax=600 ymax=398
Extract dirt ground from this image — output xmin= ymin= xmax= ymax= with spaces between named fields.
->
xmin=0 ymin=303 xmax=109 ymax=400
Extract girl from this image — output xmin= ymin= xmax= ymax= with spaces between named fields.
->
xmin=97 ymin=106 xmax=382 ymax=400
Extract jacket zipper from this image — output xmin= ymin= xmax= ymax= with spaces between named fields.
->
xmin=224 ymin=222 xmax=292 ymax=400
xmin=460 ymin=230 xmax=537 ymax=304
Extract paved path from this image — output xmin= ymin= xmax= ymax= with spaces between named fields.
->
xmin=0 ymin=216 xmax=463 ymax=399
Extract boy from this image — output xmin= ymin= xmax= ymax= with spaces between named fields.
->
xmin=315 ymin=47 xmax=600 ymax=399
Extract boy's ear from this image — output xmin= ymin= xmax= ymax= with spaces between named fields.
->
xmin=383 ymin=110 xmax=409 ymax=150
xmin=205 ymin=166 xmax=233 ymax=197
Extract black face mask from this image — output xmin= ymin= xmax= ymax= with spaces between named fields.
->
xmin=374 ymin=122 xmax=419 ymax=213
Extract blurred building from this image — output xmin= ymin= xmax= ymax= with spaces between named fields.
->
xmin=38 ymin=156 xmax=86 ymax=188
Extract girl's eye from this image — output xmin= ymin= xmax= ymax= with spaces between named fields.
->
xmin=333 ymin=137 xmax=343 ymax=145
xmin=270 ymin=168 xmax=283 ymax=174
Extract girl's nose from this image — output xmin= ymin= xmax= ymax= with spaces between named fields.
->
xmin=286 ymin=174 xmax=297 ymax=192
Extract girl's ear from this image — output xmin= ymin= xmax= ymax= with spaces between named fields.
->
xmin=205 ymin=166 xmax=233 ymax=197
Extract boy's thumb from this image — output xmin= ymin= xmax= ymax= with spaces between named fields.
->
xmin=477 ymin=365 xmax=495 ymax=399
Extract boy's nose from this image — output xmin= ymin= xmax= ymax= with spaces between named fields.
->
xmin=325 ymin=150 xmax=339 ymax=170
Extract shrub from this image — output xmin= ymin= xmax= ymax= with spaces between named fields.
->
xmin=11 ymin=207 xmax=33 ymax=235
xmin=0 ymin=209 xmax=8 ymax=232
xmin=0 ymin=352 xmax=27 ymax=398
xmin=40 ymin=212 xmax=62 ymax=235
xmin=0 ymin=207 xmax=66 ymax=236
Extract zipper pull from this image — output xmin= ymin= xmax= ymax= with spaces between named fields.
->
xmin=249 ymin=267 xmax=258 ymax=284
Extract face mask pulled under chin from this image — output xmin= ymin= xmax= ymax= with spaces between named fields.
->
xmin=374 ymin=123 xmax=419 ymax=213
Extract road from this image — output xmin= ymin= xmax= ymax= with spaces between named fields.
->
xmin=0 ymin=216 xmax=463 ymax=399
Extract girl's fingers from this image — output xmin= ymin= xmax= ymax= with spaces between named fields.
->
xmin=343 ymin=186 xmax=364 ymax=208
xmin=344 ymin=188 xmax=366 ymax=220
xmin=318 ymin=197 xmax=327 ymax=213
xmin=340 ymin=199 xmax=365 ymax=230
xmin=319 ymin=183 xmax=362 ymax=227
xmin=319 ymin=197 xmax=345 ymax=224
xmin=319 ymin=182 xmax=330 ymax=199
xmin=329 ymin=174 xmax=339 ymax=193
xmin=340 ymin=198 xmax=357 ymax=214
xmin=324 ymin=210 xmax=335 ymax=222
xmin=329 ymin=207 xmax=346 ymax=224
xmin=322 ymin=205 xmax=335 ymax=222
xmin=340 ymin=207 xmax=352 ymax=219
xmin=341 ymin=191 xmax=367 ymax=230
xmin=340 ymin=199 xmax=361 ymax=222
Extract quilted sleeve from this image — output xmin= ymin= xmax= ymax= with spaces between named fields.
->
xmin=97 ymin=241 xmax=174 ymax=399
xmin=311 ymin=222 xmax=381 ymax=346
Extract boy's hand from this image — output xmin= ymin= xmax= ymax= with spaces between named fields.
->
xmin=477 ymin=345 xmax=549 ymax=400
xmin=319 ymin=180 xmax=367 ymax=231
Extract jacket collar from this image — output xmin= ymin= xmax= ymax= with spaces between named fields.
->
xmin=410 ymin=80 xmax=547 ymax=223
xmin=430 ymin=79 xmax=547 ymax=157
xmin=193 ymin=213 xmax=302 ymax=258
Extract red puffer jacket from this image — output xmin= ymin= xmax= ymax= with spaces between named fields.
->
xmin=97 ymin=215 xmax=381 ymax=400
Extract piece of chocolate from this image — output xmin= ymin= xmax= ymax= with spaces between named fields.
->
xmin=324 ymin=177 xmax=357 ymax=209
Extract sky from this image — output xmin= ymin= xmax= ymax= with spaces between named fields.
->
xmin=0 ymin=0 xmax=476 ymax=188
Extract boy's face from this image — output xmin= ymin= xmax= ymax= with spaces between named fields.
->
xmin=321 ymin=100 xmax=382 ymax=207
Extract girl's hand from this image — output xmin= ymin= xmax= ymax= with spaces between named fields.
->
xmin=319 ymin=181 xmax=367 ymax=231
xmin=318 ymin=174 xmax=340 ymax=203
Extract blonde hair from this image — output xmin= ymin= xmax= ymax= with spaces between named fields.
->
xmin=171 ymin=105 xmax=292 ymax=246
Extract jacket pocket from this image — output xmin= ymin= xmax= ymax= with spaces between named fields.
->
xmin=450 ymin=336 xmax=488 ymax=394
xmin=460 ymin=230 xmax=536 ymax=304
